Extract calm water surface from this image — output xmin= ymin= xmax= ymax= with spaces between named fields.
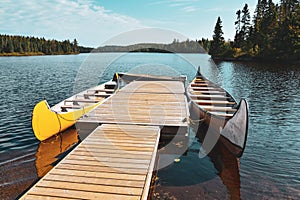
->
xmin=0 ymin=53 xmax=299 ymax=199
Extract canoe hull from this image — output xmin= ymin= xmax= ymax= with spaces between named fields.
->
xmin=189 ymin=99 xmax=248 ymax=157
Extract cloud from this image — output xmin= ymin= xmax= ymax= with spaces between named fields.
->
xmin=182 ymin=6 xmax=197 ymax=12
xmin=0 ymin=0 xmax=143 ymax=47
xmin=206 ymin=7 xmax=236 ymax=12
xmin=148 ymin=0 xmax=199 ymax=10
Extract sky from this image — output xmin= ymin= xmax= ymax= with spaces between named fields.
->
xmin=0 ymin=0 xmax=280 ymax=47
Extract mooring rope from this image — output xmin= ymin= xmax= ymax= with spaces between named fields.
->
xmin=184 ymin=116 xmax=205 ymax=125
xmin=55 ymin=111 xmax=78 ymax=122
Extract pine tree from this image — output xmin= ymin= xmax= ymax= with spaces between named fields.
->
xmin=234 ymin=10 xmax=243 ymax=48
xmin=235 ymin=10 xmax=242 ymax=33
xmin=209 ymin=17 xmax=225 ymax=58
xmin=72 ymin=39 xmax=79 ymax=53
xmin=241 ymin=3 xmax=251 ymax=46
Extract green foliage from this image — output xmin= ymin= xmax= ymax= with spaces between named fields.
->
xmin=198 ymin=38 xmax=211 ymax=52
xmin=0 ymin=34 xmax=80 ymax=55
xmin=212 ymin=0 xmax=300 ymax=62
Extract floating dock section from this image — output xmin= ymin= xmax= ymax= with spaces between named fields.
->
xmin=22 ymin=80 xmax=189 ymax=199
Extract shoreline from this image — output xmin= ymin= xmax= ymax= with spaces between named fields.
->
xmin=0 ymin=52 xmax=80 ymax=57
xmin=212 ymin=56 xmax=300 ymax=65
xmin=1 ymin=52 xmax=298 ymax=65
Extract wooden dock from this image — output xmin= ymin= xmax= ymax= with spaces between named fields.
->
xmin=77 ymin=81 xmax=188 ymax=130
xmin=22 ymin=124 xmax=160 ymax=199
xmin=22 ymin=79 xmax=189 ymax=199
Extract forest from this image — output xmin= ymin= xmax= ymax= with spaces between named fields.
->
xmin=209 ymin=0 xmax=300 ymax=62
xmin=0 ymin=34 xmax=208 ymax=55
xmin=0 ymin=34 xmax=79 ymax=56
xmin=93 ymin=40 xmax=208 ymax=53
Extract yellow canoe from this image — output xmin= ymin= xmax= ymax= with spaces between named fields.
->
xmin=32 ymin=99 xmax=102 ymax=141
xmin=32 ymin=78 xmax=118 ymax=141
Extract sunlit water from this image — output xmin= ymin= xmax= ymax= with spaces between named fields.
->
xmin=0 ymin=53 xmax=299 ymax=199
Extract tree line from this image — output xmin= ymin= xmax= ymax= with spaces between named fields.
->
xmin=94 ymin=39 xmax=207 ymax=53
xmin=0 ymin=34 xmax=79 ymax=55
xmin=209 ymin=0 xmax=300 ymax=62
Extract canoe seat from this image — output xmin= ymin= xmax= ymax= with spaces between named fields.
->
xmin=64 ymin=99 xmax=100 ymax=104
xmin=191 ymin=87 xmax=223 ymax=91
xmin=209 ymin=111 xmax=234 ymax=117
xmin=190 ymin=94 xmax=230 ymax=100
xmin=195 ymin=100 xmax=236 ymax=105
xmin=191 ymin=91 xmax=227 ymax=95
xmin=61 ymin=105 xmax=83 ymax=110
xmin=89 ymin=89 xmax=115 ymax=94
xmin=191 ymin=83 xmax=210 ymax=87
xmin=105 ymin=81 xmax=117 ymax=89
xmin=84 ymin=93 xmax=111 ymax=99
xmin=201 ymin=105 xmax=237 ymax=112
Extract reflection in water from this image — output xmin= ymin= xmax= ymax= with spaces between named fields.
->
xmin=0 ymin=128 xmax=79 ymax=199
xmin=153 ymin=124 xmax=241 ymax=200
xmin=35 ymin=128 xmax=79 ymax=177
xmin=196 ymin=123 xmax=241 ymax=200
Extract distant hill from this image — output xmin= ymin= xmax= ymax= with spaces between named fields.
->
xmin=0 ymin=34 xmax=209 ymax=56
xmin=92 ymin=40 xmax=208 ymax=53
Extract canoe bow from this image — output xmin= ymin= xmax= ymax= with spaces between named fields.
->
xmin=32 ymin=100 xmax=101 ymax=141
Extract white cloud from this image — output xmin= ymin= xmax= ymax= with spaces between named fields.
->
xmin=0 ymin=0 xmax=143 ymax=47
xmin=148 ymin=0 xmax=199 ymax=10
xmin=206 ymin=7 xmax=237 ymax=13
xmin=182 ymin=6 xmax=197 ymax=12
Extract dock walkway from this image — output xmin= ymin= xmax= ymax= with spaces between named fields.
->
xmin=78 ymin=81 xmax=188 ymax=127
xmin=22 ymin=124 xmax=160 ymax=199
xmin=22 ymin=80 xmax=189 ymax=199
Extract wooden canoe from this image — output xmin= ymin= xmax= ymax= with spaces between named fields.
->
xmin=32 ymin=77 xmax=118 ymax=141
xmin=187 ymin=67 xmax=249 ymax=157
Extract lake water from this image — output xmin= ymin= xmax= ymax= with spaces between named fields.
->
xmin=0 ymin=53 xmax=299 ymax=199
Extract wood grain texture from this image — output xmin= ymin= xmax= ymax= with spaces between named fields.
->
xmin=79 ymin=81 xmax=188 ymax=127
xmin=21 ymin=124 xmax=160 ymax=200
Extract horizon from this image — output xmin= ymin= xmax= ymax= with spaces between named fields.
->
xmin=1 ymin=0 xmax=280 ymax=47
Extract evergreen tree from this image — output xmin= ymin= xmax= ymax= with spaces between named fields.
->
xmin=234 ymin=10 xmax=243 ymax=48
xmin=72 ymin=39 xmax=79 ymax=53
xmin=235 ymin=10 xmax=242 ymax=33
xmin=209 ymin=17 xmax=225 ymax=57
xmin=241 ymin=4 xmax=251 ymax=41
